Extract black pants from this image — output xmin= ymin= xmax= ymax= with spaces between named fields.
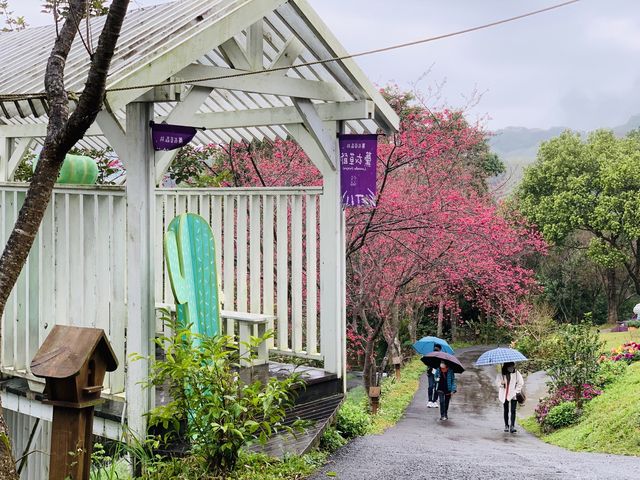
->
xmin=428 ymin=376 xmax=437 ymax=402
xmin=503 ymin=399 xmax=517 ymax=427
xmin=437 ymin=391 xmax=450 ymax=416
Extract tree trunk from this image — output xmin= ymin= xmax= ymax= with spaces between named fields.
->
xmin=450 ymin=307 xmax=458 ymax=342
xmin=436 ymin=299 xmax=445 ymax=337
xmin=382 ymin=304 xmax=402 ymax=363
xmin=0 ymin=2 xmax=130 ymax=477
xmin=363 ymin=319 xmax=384 ymax=394
xmin=604 ymin=268 xmax=620 ymax=324
xmin=408 ymin=305 xmax=419 ymax=345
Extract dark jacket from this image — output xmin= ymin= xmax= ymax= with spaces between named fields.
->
xmin=433 ymin=368 xmax=457 ymax=393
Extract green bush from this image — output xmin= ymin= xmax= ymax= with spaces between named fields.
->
xmin=595 ymin=360 xmax=628 ymax=388
xmin=545 ymin=321 xmax=603 ymax=406
xmin=319 ymin=427 xmax=347 ymax=452
xmin=336 ymin=402 xmax=370 ymax=438
xmin=511 ymin=306 xmax=557 ymax=373
xmin=544 ymin=401 xmax=579 ymax=430
xmin=627 ymin=320 xmax=640 ymax=328
xmin=140 ymin=321 xmax=303 ymax=476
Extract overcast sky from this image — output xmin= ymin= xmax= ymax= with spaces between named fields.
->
xmin=12 ymin=0 xmax=640 ymax=130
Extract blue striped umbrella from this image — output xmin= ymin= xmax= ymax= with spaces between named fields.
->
xmin=412 ymin=336 xmax=454 ymax=355
xmin=474 ymin=347 xmax=528 ymax=366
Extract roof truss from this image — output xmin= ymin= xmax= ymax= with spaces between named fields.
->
xmin=0 ymin=0 xmax=400 ymax=182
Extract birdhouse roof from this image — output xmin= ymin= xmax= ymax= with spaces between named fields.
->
xmin=30 ymin=325 xmax=118 ymax=379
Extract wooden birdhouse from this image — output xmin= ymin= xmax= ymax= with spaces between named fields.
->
xmin=30 ymin=325 xmax=118 ymax=480
xmin=31 ymin=325 xmax=118 ymax=407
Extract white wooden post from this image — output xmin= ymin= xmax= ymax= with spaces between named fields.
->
xmin=0 ymin=137 xmax=10 ymax=182
xmin=319 ymin=154 xmax=345 ymax=378
xmin=124 ymin=102 xmax=156 ymax=439
xmin=288 ymin=122 xmax=345 ymax=381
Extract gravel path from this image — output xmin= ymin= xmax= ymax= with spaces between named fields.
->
xmin=310 ymin=346 xmax=640 ymax=480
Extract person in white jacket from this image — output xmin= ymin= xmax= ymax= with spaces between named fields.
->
xmin=496 ymin=362 xmax=524 ymax=433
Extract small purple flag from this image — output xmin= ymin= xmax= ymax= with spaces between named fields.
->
xmin=150 ymin=122 xmax=198 ymax=151
xmin=339 ymin=134 xmax=377 ymax=207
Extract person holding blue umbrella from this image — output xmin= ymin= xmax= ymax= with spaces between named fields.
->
xmin=475 ymin=347 xmax=528 ymax=434
xmin=497 ymin=362 xmax=524 ymax=433
xmin=426 ymin=344 xmax=442 ymax=408
xmin=413 ymin=336 xmax=455 ymax=355
xmin=413 ymin=337 xmax=453 ymax=408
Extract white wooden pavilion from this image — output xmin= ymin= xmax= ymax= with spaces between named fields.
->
xmin=0 ymin=0 xmax=398 ymax=476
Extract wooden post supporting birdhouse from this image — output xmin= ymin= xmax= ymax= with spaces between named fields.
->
xmin=369 ymin=386 xmax=381 ymax=415
xmin=30 ymin=325 xmax=118 ymax=480
xmin=392 ymin=356 xmax=402 ymax=381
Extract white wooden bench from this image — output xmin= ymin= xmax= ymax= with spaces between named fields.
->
xmin=155 ymin=303 xmax=275 ymax=366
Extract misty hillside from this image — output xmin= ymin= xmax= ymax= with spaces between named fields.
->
xmin=489 ymin=115 xmax=640 ymax=195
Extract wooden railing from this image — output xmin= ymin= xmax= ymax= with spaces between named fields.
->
xmin=0 ymin=184 xmax=323 ymax=396
xmin=155 ymin=187 xmax=322 ymax=358
xmin=0 ymin=184 xmax=127 ymax=395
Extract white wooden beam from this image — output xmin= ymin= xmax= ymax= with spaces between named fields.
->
xmin=1 ymin=391 xmax=123 ymax=440
xmin=269 ymin=37 xmax=305 ymax=72
xmin=220 ymin=37 xmax=251 ymax=71
xmin=292 ymin=98 xmax=337 ymax=170
xmin=154 ymin=86 xmax=214 ymax=184
xmin=0 ymin=123 xmax=101 ymax=138
xmin=96 ymin=111 xmax=127 ymax=159
xmin=247 ymin=20 xmax=264 ymax=71
xmin=104 ymin=0 xmax=289 ymax=112
xmin=7 ymin=137 xmax=34 ymax=180
xmin=178 ymin=64 xmax=351 ymax=102
xmin=287 ymin=124 xmax=329 ymax=176
xmin=124 ymin=102 xmax=156 ymax=440
xmin=196 ymin=100 xmax=373 ymax=129
xmin=281 ymin=0 xmax=400 ymax=133
xmin=0 ymin=137 xmax=10 ymax=182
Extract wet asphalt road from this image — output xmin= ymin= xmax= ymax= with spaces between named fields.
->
xmin=310 ymin=346 xmax=640 ymax=480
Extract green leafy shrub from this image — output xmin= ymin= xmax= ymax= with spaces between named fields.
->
xmin=545 ymin=321 xmax=603 ymax=406
xmin=140 ymin=322 xmax=303 ymax=476
xmin=544 ymin=401 xmax=579 ymax=430
xmin=336 ymin=402 xmax=370 ymax=438
xmin=627 ymin=320 xmax=640 ymax=328
xmin=319 ymin=427 xmax=347 ymax=452
xmin=511 ymin=305 xmax=557 ymax=372
xmin=595 ymin=360 xmax=628 ymax=388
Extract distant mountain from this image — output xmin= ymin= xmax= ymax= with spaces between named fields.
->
xmin=489 ymin=115 xmax=640 ymax=195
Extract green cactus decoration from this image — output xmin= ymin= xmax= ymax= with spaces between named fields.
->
xmin=164 ymin=213 xmax=221 ymax=340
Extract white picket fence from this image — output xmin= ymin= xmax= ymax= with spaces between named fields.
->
xmin=0 ymin=184 xmax=322 ymax=397
xmin=0 ymin=184 xmax=127 ymax=395
xmin=155 ymin=187 xmax=322 ymax=357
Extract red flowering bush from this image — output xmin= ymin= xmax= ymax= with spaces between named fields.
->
xmin=599 ymin=342 xmax=640 ymax=363
xmin=535 ymin=384 xmax=602 ymax=425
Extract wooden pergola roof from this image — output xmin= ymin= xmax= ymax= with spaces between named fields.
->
xmin=0 ymin=0 xmax=399 ymax=152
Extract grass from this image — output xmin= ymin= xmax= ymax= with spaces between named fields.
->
xmin=230 ymin=451 xmax=329 ymax=480
xmin=599 ymin=328 xmax=640 ymax=353
xmin=450 ymin=340 xmax=474 ymax=350
xmin=522 ymin=363 xmax=640 ymax=456
xmin=341 ymin=356 xmax=426 ymax=435
xmin=368 ymin=356 xmax=426 ymax=434
xmin=519 ymin=416 xmax=542 ymax=436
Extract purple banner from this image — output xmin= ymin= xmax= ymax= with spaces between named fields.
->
xmin=339 ymin=134 xmax=377 ymax=207
xmin=151 ymin=122 xmax=198 ymax=151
